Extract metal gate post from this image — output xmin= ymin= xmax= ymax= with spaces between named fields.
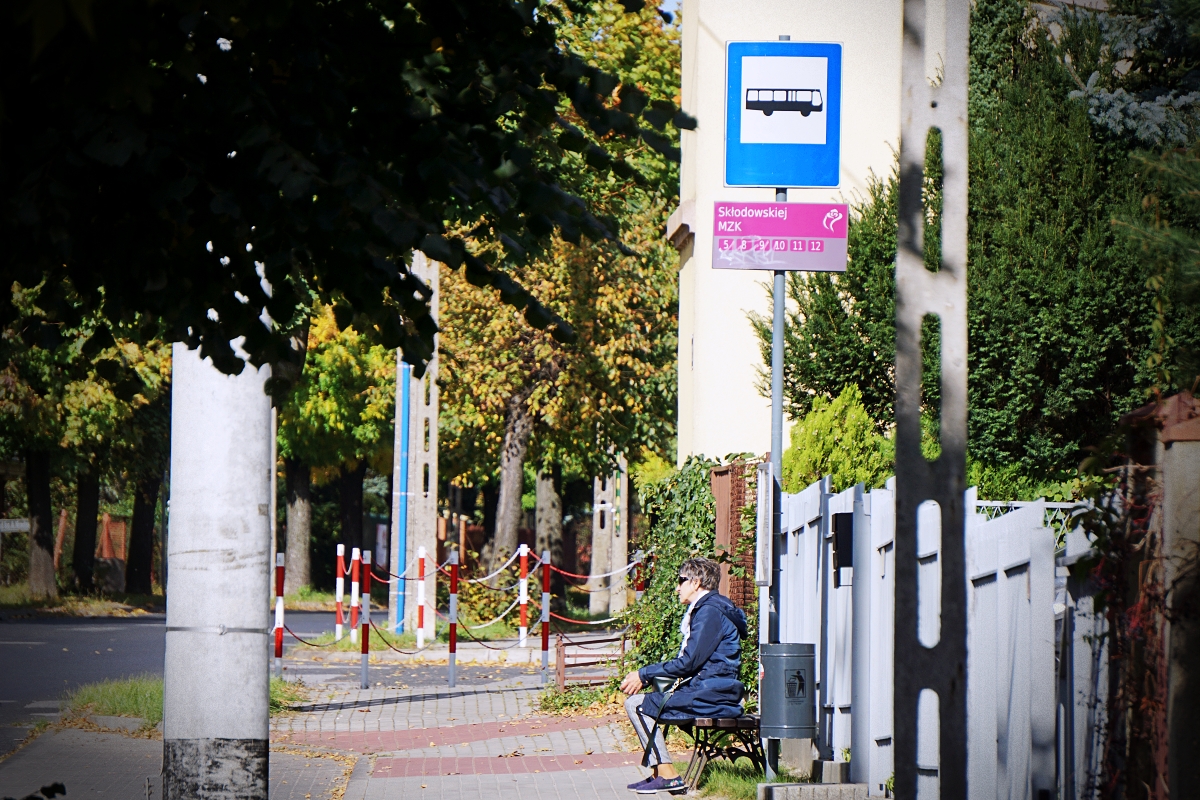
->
xmin=893 ymin=0 xmax=970 ymax=797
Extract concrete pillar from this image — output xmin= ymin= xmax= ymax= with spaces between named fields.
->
xmin=588 ymin=458 xmax=630 ymax=616
xmin=609 ymin=456 xmax=630 ymax=615
xmin=163 ymin=343 xmax=272 ymax=797
xmin=1162 ymin=430 xmax=1200 ymax=799
xmin=404 ymin=253 xmax=439 ymax=642
xmin=588 ymin=473 xmax=614 ymax=615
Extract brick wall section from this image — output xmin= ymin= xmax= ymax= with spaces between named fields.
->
xmin=710 ymin=459 xmax=760 ymax=612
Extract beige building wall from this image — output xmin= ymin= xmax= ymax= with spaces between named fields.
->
xmin=672 ymin=0 xmax=904 ymax=464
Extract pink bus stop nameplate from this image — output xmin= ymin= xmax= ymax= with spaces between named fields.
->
xmin=713 ymin=201 xmax=849 ymax=271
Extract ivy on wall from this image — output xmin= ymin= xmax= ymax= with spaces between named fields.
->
xmin=626 ymin=457 xmax=760 ymax=703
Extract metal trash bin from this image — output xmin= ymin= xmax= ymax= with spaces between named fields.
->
xmin=759 ymin=642 xmax=817 ymax=739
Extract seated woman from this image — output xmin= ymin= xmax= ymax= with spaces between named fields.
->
xmin=619 ymin=556 xmax=748 ymax=794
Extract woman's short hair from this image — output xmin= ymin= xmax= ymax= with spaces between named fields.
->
xmin=679 ymin=557 xmax=721 ymax=591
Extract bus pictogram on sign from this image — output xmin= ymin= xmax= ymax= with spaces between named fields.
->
xmin=745 ymin=88 xmax=823 ymax=117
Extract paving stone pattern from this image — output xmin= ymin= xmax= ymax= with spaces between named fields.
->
xmin=0 ymin=729 xmax=162 ymax=799
xmin=275 ymin=652 xmax=649 ymax=797
xmin=0 ymin=656 xmax=651 ymax=800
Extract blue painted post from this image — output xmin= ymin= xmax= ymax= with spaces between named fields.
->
xmin=390 ymin=361 xmax=412 ymax=632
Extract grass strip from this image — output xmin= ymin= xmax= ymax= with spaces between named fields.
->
xmin=0 ymin=583 xmax=163 ymax=615
xmin=537 ymin=685 xmax=615 ymax=715
xmin=62 ymin=675 xmax=309 ymax=724
xmin=269 ymin=677 xmax=310 ymax=713
xmin=65 ymin=674 xmax=163 ymax=726
xmin=693 ymin=758 xmax=803 ymax=800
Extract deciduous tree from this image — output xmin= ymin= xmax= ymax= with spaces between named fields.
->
xmin=2 ymin=0 xmax=693 ymax=381
xmin=0 ymin=284 xmax=171 ymax=597
xmin=277 ymin=305 xmax=395 ymax=583
xmin=439 ymin=0 xmax=682 ymax=570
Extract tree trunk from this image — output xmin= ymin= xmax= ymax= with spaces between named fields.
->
xmin=477 ymin=484 xmax=498 ymax=571
xmin=25 ymin=449 xmax=56 ymax=599
xmin=284 ymin=459 xmax=311 ymax=595
xmin=339 ymin=461 xmax=367 ymax=554
xmin=73 ymin=467 xmax=101 ymax=592
xmin=125 ymin=474 xmax=160 ymax=595
xmin=535 ymin=466 xmax=565 ymax=598
xmin=490 ymin=390 xmax=535 ymax=579
xmin=163 ymin=343 xmax=271 ymax=796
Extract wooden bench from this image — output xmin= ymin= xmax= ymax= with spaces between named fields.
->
xmin=554 ymin=633 xmax=626 ymax=690
xmin=664 ymin=713 xmax=765 ymax=790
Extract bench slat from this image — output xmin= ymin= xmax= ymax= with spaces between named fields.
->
xmin=690 ymin=716 xmax=759 ymax=729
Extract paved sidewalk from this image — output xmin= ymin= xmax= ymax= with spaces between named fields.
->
xmin=0 ymin=729 xmax=349 ymax=799
xmin=344 ymin=765 xmax=644 ymax=800
xmin=0 ymin=653 xmax=648 ymax=799
xmin=274 ymin=651 xmax=648 ymax=798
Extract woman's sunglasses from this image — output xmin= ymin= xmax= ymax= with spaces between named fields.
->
xmin=677 ymin=575 xmax=694 ymax=585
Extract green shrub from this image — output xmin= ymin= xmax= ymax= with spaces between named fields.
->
xmin=781 ymin=385 xmax=893 ymax=493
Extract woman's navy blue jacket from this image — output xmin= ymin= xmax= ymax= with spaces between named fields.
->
xmin=637 ymin=591 xmax=748 ymax=720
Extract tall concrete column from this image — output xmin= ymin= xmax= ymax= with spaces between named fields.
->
xmin=609 ymin=456 xmax=630 ymax=615
xmin=588 ymin=473 xmax=615 ymax=615
xmin=588 ymin=458 xmax=629 ymax=616
xmin=893 ymin=0 xmax=970 ymax=796
xmin=163 ymin=344 xmax=272 ymax=797
xmin=404 ymin=253 xmax=439 ymax=641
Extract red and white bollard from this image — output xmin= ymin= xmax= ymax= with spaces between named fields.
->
xmin=518 ymin=543 xmax=529 ymax=648
xmin=541 ymin=548 xmax=550 ymax=684
xmin=361 ymin=551 xmax=371 ymax=689
xmin=416 ymin=546 xmax=427 ymax=649
xmin=349 ymin=547 xmax=361 ymax=644
xmin=274 ymin=552 xmax=285 ymax=678
xmin=335 ymin=544 xmax=346 ymax=641
xmin=635 ymin=549 xmax=645 ymax=602
xmin=448 ymin=550 xmax=459 ymax=688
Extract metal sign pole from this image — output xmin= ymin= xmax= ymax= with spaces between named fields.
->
xmin=764 ymin=34 xmax=791 ymax=780
xmin=765 ymin=171 xmax=788 ymax=783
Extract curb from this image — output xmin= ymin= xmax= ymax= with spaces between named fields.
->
xmin=757 ymin=784 xmax=869 ymax=800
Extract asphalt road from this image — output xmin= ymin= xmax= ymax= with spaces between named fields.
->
xmin=0 ymin=610 xmax=340 ymax=756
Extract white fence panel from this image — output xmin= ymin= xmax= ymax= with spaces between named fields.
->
xmin=865 ymin=482 xmax=895 ymax=793
xmin=820 ymin=485 xmax=858 ymax=760
xmin=773 ymin=477 xmax=1086 ymax=797
xmin=779 ymin=477 xmax=827 ymax=654
xmin=1058 ymin=529 xmax=1108 ymax=800
xmin=966 ymin=501 xmax=1056 ymax=800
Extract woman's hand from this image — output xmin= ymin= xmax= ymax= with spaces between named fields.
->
xmin=619 ymin=670 xmax=643 ymax=695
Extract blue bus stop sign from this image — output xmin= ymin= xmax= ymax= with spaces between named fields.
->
xmin=725 ymin=41 xmax=843 ymax=188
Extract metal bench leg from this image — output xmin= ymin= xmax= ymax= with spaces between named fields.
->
xmin=682 ymin=729 xmax=710 ymax=791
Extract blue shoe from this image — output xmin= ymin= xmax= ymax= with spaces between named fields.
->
xmin=627 ymin=776 xmax=655 ymax=791
xmin=635 ymin=776 xmax=686 ymax=794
